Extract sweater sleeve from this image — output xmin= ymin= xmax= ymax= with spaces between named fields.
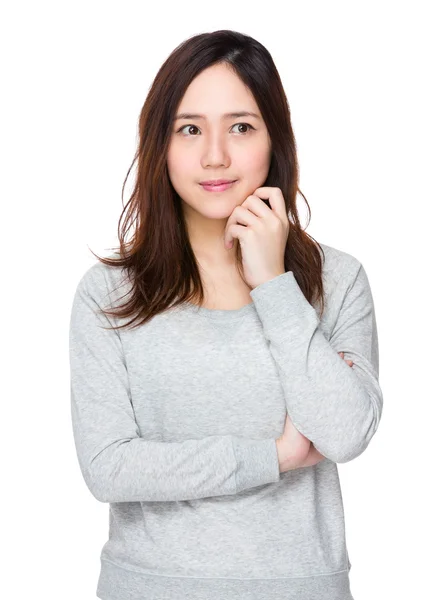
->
xmin=249 ymin=262 xmax=383 ymax=464
xmin=69 ymin=272 xmax=280 ymax=504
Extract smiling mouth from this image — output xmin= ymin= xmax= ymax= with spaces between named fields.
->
xmin=200 ymin=180 xmax=236 ymax=184
xmin=199 ymin=180 xmax=237 ymax=192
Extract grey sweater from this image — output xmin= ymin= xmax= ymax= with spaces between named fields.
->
xmin=69 ymin=242 xmax=383 ymax=600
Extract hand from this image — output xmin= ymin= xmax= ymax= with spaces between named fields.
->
xmin=276 ymin=352 xmax=354 ymax=472
xmin=223 ymin=186 xmax=290 ymax=289
xmin=337 ymin=351 xmax=353 ymax=367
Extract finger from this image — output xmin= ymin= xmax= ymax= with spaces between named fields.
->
xmin=241 ymin=194 xmax=274 ymax=218
xmin=224 ymin=206 xmax=259 ymax=248
xmin=252 ymin=187 xmax=288 ymax=224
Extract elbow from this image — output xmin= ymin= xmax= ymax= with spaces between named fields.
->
xmin=87 ymin=469 xmax=129 ymax=503
xmin=82 ymin=466 xmax=111 ymax=503
xmin=334 ymin=439 xmax=371 ymax=464
xmin=85 ymin=440 xmax=131 ymax=503
xmin=75 ymin=438 xmax=139 ymax=503
xmin=318 ymin=390 xmax=383 ymax=464
xmin=84 ymin=448 xmax=126 ymax=503
xmin=89 ymin=482 xmax=111 ymax=504
xmin=74 ymin=452 xmax=112 ymax=502
xmin=338 ymin=388 xmax=383 ymax=463
xmin=319 ymin=436 xmax=374 ymax=465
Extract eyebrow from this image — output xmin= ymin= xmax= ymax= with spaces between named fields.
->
xmin=173 ymin=111 xmax=261 ymax=121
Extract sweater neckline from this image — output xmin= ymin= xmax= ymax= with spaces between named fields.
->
xmin=181 ymin=300 xmax=256 ymax=321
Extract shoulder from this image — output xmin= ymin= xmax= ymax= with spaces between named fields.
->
xmin=317 ymin=241 xmax=363 ymax=288
xmin=313 ymin=242 xmax=372 ymax=320
xmin=73 ymin=253 xmax=130 ymax=308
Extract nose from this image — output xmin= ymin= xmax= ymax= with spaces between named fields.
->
xmin=201 ymin=132 xmax=230 ymax=168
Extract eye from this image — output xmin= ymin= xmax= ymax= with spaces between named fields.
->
xmin=176 ymin=122 xmax=256 ymax=136
xmin=177 ymin=124 xmax=201 ymax=136
xmin=231 ymin=122 xmax=256 ymax=134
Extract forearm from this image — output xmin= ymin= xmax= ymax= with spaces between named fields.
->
xmin=276 ymin=434 xmax=311 ymax=473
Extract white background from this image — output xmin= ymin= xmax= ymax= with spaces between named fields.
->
xmin=2 ymin=1 xmax=439 ymax=599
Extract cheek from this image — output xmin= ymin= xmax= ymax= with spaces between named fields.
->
xmin=167 ymin=146 xmax=194 ymax=182
xmin=238 ymin=148 xmax=271 ymax=177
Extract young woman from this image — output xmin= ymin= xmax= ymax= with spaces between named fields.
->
xmin=69 ymin=29 xmax=383 ymax=600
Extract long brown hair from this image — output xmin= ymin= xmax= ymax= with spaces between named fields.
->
xmin=90 ymin=29 xmax=325 ymax=331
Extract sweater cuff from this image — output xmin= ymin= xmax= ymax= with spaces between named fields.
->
xmin=231 ymin=437 xmax=280 ymax=493
xmin=249 ymin=271 xmax=319 ymax=344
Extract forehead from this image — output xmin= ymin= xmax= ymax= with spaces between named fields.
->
xmin=175 ymin=65 xmax=261 ymax=119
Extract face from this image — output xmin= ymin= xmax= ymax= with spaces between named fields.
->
xmin=166 ymin=63 xmax=272 ymax=223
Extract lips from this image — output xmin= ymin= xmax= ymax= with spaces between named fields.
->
xmin=199 ymin=179 xmax=236 ymax=186
xmin=199 ymin=180 xmax=237 ymax=192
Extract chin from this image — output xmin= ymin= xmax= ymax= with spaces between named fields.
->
xmin=198 ymin=205 xmax=236 ymax=219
